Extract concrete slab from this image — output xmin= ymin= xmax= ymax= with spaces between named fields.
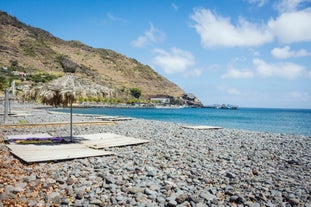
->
xmin=7 ymin=144 xmax=113 ymax=163
xmin=78 ymin=133 xmax=149 ymax=149
xmin=182 ymin=125 xmax=223 ymax=130
xmin=97 ymin=116 xmax=133 ymax=121
xmin=5 ymin=133 xmax=149 ymax=163
xmin=0 ymin=121 xmax=116 ymax=129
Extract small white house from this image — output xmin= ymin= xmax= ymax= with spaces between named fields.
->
xmin=149 ymin=95 xmax=170 ymax=104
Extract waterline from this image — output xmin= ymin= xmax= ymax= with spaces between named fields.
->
xmin=53 ymin=107 xmax=311 ymax=136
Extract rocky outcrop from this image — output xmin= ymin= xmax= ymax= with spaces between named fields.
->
xmin=182 ymin=93 xmax=203 ymax=107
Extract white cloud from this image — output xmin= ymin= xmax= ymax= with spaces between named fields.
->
xmin=107 ymin=12 xmax=126 ymax=23
xmin=218 ymin=86 xmax=241 ymax=95
xmin=275 ymin=0 xmax=311 ymax=12
xmin=289 ymin=91 xmax=310 ymax=102
xmin=247 ymin=0 xmax=268 ymax=7
xmin=227 ymin=88 xmax=241 ymax=95
xmin=268 ymin=9 xmax=311 ymax=43
xmin=152 ymin=48 xmax=195 ymax=74
xmin=190 ymin=8 xmax=273 ymax=48
xmin=207 ymin=64 xmax=221 ymax=71
xmin=222 ymin=68 xmax=254 ymax=79
xmin=190 ymin=7 xmax=311 ymax=48
xmin=184 ymin=68 xmax=202 ymax=77
xmin=172 ymin=3 xmax=178 ymax=11
xmin=271 ymin=46 xmax=310 ymax=59
xmin=131 ymin=24 xmax=165 ymax=47
xmin=253 ymin=58 xmax=307 ymax=79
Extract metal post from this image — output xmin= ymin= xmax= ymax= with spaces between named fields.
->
xmin=70 ymin=100 xmax=73 ymax=142
xmin=4 ymin=89 xmax=9 ymax=123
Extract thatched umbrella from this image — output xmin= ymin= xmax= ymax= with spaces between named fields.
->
xmin=24 ymin=75 xmax=113 ymax=142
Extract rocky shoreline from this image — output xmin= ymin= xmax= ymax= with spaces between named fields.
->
xmin=0 ymin=104 xmax=310 ymax=206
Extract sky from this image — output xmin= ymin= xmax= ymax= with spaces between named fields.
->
xmin=1 ymin=0 xmax=311 ymax=109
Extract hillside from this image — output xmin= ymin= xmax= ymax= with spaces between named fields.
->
xmin=0 ymin=11 xmax=185 ymax=99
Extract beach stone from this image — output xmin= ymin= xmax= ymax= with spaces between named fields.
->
xmin=105 ymin=175 xmax=115 ymax=184
xmin=230 ymin=195 xmax=239 ymax=202
xmin=148 ymin=193 xmax=157 ymax=200
xmin=176 ymin=193 xmax=189 ymax=204
xmin=266 ymin=202 xmax=275 ymax=207
xmin=167 ymin=199 xmax=178 ymax=207
xmin=47 ymin=192 xmax=60 ymax=202
xmin=225 ymin=171 xmax=236 ymax=179
xmin=61 ymin=198 xmax=70 ymax=205
xmin=128 ymin=187 xmax=144 ymax=194
xmin=156 ymin=196 xmax=165 ymax=203
xmin=134 ymin=192 xmax=146 ymax=203
xmin=188 ymin=195 xmax=200 ymax=203
xmin=164 ymin=180 xmax=177 ymax=188
xmin=53 ymin=196 xmax=61 ymax=205
xmin=149 ymin=184 xmax=160 ymax=191
xmin=116 ymin=195 xmax=124 ymax=202
xmin=200 ymin=192 xmax=217 ymax=201
xmin=144 ymin=188 xmax=157 ymax=196
xmin=0 ymin=192 xmax=7 ymax=200
xmin=75 ymin=191 xmax=84 ymax=200
xmin=56 ymin=178 xmax=66 ymax=184
xmin=25 ymin=174 xmax=37 ymax=182
xmin=5 ymin=185 xmax=14 ymax=193
xmin=109 ymin=184 xmax=117 ymax=191
xmin=195 ymin=202 xmax=208 ymax=207
xmin=28 ymin=199 xmax=38 ymax=206
xmin=74 ymin=199 xmax=84 ymax=206
xmin=147 ymin=169 xmax=157 ymax=177
xmin=90 ymin=198 xmax=102 ymax=205
xmin=12 ymin=186 xmax=24 ymax=193
xmin=244 ymin=201 xmax=261 ymax=207
xmin=224 ymin=185 xmax=234 ymax=190
xmin=67 ymin=177 xmax=76 ymax=185
xmin=2 ymin=104 xmax=311 ymax=207
xmin=288 ymin=198 xmax=300 ymax=205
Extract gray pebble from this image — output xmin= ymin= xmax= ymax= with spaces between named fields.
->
xmin=3 ymin=106 xmax=311 ymax=207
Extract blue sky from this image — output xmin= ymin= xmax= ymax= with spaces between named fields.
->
xmin=1 ymin=0 xmax=311 ymax=108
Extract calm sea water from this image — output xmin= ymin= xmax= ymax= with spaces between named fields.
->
xmin=55 ymin=107 xmax=311 ymax=136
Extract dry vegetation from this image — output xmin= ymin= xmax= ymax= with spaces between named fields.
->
xmin=0 ymin=11 xmax=184 ymax=97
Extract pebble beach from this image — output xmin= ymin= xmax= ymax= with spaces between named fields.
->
xmin=0 ymin=103 xmax=310 ymax=207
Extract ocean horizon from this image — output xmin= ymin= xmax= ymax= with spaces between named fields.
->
xmin=53 ymin=107 xmax=311 ymax=137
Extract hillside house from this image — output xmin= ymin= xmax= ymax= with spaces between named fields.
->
xmin=148 ymin=94 xmax=171 ymax=104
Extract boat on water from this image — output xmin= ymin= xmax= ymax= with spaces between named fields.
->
xmin=205 ymin=104 xmax=238 ymax=110
xmin=154 ymin=105 xmax=185 ymax=109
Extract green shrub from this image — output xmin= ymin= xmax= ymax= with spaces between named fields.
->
xmin=130 ymin=88 xmax=141 ymax=99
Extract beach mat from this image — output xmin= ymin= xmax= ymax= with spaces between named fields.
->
xmin=6 ymin=133 xmax=53 ymax=141
xmin=5 ymin=133 xmax=64 ymax=144
xmin=182 ymin=125 xmax=223 ymax=130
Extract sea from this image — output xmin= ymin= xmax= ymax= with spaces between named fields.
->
xmin=54 ymin=107 xmax=311 ymax=137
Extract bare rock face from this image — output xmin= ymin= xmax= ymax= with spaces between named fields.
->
xmin=182 ymin=93 xmax=203 ymax=107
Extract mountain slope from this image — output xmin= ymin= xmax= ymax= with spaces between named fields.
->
xmin=0 ymin=11 xmax=184 ymax=97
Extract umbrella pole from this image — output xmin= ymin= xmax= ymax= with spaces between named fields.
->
xmin=70 ymin=100 xmax=73 ymax=142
